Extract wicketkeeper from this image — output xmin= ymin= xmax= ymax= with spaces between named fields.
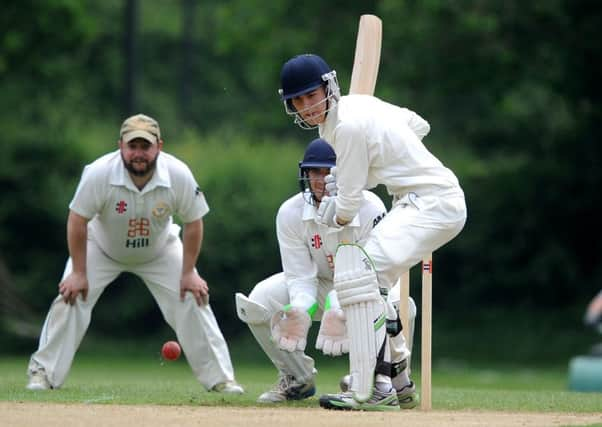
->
xmin=236 ymin=138 xmax=418 ymax=408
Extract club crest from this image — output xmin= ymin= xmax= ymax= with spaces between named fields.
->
xmin=152 ymin=201 xmax=171 ymax=219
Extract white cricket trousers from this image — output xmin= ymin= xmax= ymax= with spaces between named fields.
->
xmin=247 ymin=273 xmax=413 ymax=379
xmin=366 ymin=189 xmax=467 ymax=289
xmin=28 ymin=232 xmax=235 ymax=390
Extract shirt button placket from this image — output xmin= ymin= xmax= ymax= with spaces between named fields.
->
xmin=134 ymin=194 xmax=144 ymax=218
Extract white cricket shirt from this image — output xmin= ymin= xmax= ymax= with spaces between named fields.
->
xmin=69 ymin=150 xmax=209 ymax=264
xmin=276 ymin=190 xmax=386 ymax=305
xmin=320 ymin=94 xmax=461 ymax=221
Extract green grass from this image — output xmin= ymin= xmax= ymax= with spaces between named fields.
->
xmin=2 ymin=350 xmax=601 ymax=412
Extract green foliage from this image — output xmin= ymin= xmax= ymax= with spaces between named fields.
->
xmin=169 ymin=134 xmax=304 ymax=335
xmin=2 ymin=0 xmax=602 ymax=361
xmin=0 ymin=130 xmax=86 ymax=314
xmin=0 ymin=127 xmax=307 ymax=339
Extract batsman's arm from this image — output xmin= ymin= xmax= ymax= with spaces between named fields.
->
xmin=332 ymin=122 xmax=370 ymax=224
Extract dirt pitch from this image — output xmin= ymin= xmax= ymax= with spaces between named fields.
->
xmin=3 ymin=402 xmax=602 ymax=427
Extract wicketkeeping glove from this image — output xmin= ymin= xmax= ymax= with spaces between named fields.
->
xmin=270 ymin=304 xmax=311 ymax=352
xmin=316 ymin=307 xmax=349 ymax=356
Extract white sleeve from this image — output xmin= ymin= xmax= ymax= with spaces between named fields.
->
xmin=175 ymin=165 xmax=209 ymax=223
xmin=276 ymin=205 xmax=318 ymax=311
xmin=357 ymin=191 xmax=387 ymax=246
xmin=68 ymin=164 xmax=105 ymax=219
xmin=402 ymin=108 xmax=431 ymax=140
xmin=332 ymin=121 xmax=368 ymax=222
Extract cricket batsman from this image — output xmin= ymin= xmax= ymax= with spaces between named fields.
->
xmin=277 ymin=54 xmax=467 ymax=410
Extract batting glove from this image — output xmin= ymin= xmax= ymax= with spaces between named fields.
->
xmin=324 ymin=166 xmax=338 ymax=197
xmin=316 ymin=195 xmax=340 ymax=228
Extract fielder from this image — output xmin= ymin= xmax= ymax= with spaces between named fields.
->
xmin=236 ymin=138 xmax=418 ymax=408
xmin=26 ymin=114 xmax=244 ymax=394
xmin=278 ymin=54 xmax=467 ymax=410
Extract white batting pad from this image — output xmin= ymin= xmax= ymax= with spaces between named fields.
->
xmin=334 ymin=244 xmax=381 ymax=307
xmin=334 ymin=244 xmax=386 ymax=402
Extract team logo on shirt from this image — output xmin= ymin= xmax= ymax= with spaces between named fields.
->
xmin=152 ymin=201 xmax=170 ymax=219
xmin=115 ymin=200 xmax=128 ymax=214
xmin=311 ymin=234 xmax=322 ymax=249
xmin=126 ymin=218 xmax=150 ymax=248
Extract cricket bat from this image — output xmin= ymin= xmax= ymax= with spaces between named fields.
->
xmin=343 ymin=14 xmax=384 ymax=404
xmin=348 ymin=14 xmax=433 ymax=411
xmin=349 ymin=14 xmax=382 ymax=95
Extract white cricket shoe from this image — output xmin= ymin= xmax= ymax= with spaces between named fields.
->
xmin=338 ymin=375 xmax=417 ymax=409
xmin=319 ymin=387 xmax=400 ymax=411
xmin=396 ymin=381 xmax=419 ymax=409
xmin=211 ymin=380 xmax=245 ymax=394
xmin=257 ymin=375 xmax=315 ymax=403
xmin=26 ymin=368 xmax=51 ymax=391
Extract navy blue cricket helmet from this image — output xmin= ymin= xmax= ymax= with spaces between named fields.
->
xmin=279 ymin=54 xmax=333 ymax=100
xmin=279 ymin=54 xmax=341 ymax=129
xmin=298 ymin=138 xmax=336 ymax=204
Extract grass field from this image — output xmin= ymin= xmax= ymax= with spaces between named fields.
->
xmin=2 ymin=351 xmax=602 ymax=413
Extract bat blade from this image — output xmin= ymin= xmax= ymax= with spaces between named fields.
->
xmin=349 ymin=14 xmax=382 ymax=95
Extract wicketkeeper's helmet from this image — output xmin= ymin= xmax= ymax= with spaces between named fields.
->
xmin=298 ymin=138 xmax=336 ymax=205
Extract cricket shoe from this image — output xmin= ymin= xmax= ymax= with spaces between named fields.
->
xmin=319 ymin=388 xmax=400 ymax=411
xmin=26 ymin=367 xmax=52 ymax=391
xmin=211 ymin=380 xmax=245 ymax=394
xmin=396 ymin=381 xmax=419 ymax=409
xmin=257 ymin=374 xmax=315 ymax=403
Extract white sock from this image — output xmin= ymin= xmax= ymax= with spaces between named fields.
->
xmin=392 ymin=370 xmax=410 ymax=391
xmin=375 ymin=374 xmax=393 ymax=393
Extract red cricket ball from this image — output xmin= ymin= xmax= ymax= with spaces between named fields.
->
xmin=161 ymin=340 xmax=181 ymax=361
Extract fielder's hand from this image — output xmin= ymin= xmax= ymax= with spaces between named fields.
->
xmin=59 ymin=271 xmax=89 ymax=305
xmin=270 ymin=305 xmax=311 ymax=352
xmin=180 ymin=270 xmax=209 ymax=306
xmin=316 ymin=307 xmax=349 ymax=356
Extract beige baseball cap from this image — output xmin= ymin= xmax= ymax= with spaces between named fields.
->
xmin=120 ymin=113 xmax=161 ymax=144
